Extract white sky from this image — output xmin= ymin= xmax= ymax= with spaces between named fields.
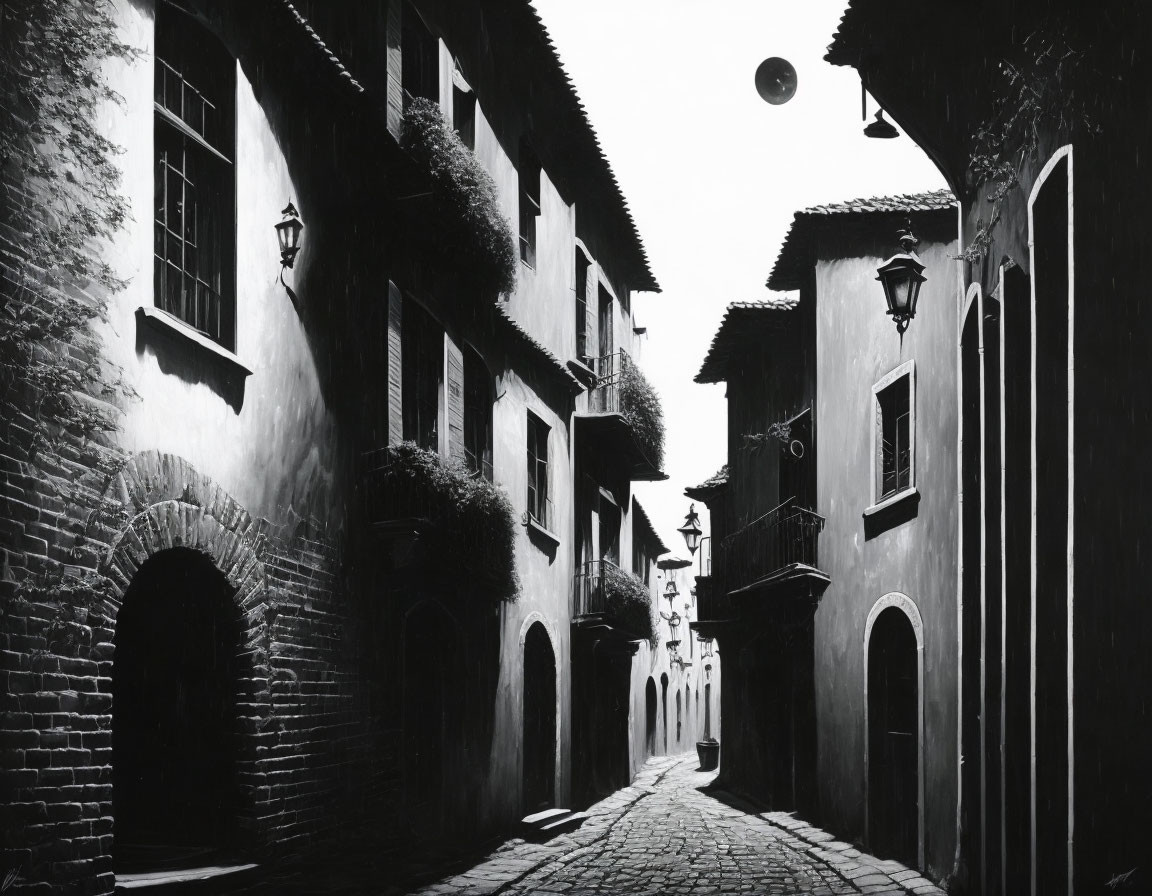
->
xmin=531 ymin=0 xmax=947 ymax=554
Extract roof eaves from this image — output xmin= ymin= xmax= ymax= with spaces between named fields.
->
xmin=694 ymin=300 xmax=798 ymax=384
xmin=632 ymin=498 xmax=670 ymax=556
xmin=515 ymin=7 xmax=661 ymax=293
xmin=766 ymin=190 xmax=956 ymax=290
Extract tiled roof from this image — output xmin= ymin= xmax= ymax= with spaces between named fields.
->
xmin=280 ymin=1 xmax=658 ymax=294
xmin=520 ymin=5 xmax=659 ymax=293
xmin=694 ymin=300 xmax=798 ymax=384
xmin=685 ymin=465 xmax=729 ymax=502
xmin=280 ymin=1 xmax=365 ymax=94
xmin=766 ymin=189 xmax=955 ymax=290
xmin=632 ymin=498 xmax=670 ymax=556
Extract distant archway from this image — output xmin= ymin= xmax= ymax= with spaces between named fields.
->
xmin=645 ymin=678 xmax=658 ymax=756
xmin=523 ymin=622 xmax=557 ymax=812
xmin=660 ymin=674 xmax=669 ymax=753
xmin=113 ymin=548 xmax=244 ymax=867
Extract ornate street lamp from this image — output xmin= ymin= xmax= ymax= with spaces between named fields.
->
xmin=664 ymin=578 xmax=679 ymax=606
xmin=875 ymin=223 xmax=926 ymax=334
xmin=698 ymin=636 xmax=715 ymax=659
xmin=677 ymin=505 xmax=703 ymax=556
xmin=275 ymin=201 xmax=304 ymax=270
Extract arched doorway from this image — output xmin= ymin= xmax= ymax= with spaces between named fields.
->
xmin=403 ymin=601 xmax=462 ymax=839
xmin=685 ymin=684 xmax=692 ymax=741
xmin=523 ymin=622 xmax=557 ymax=813
xmin=113 ymin=548 xmax=243 ymax=869
xmin=675 ymin=690 xmax=682 ymax=746
xmin=660 ymin=674 xmax=669 ymax=753
xmin=645 ymin=678 xmax=658 ymax=756
xmin=867 ymin=604 xmax=920 ymax=866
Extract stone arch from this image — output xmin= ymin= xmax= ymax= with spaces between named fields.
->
xmin=94 ymin=452 xmax=273 ymax=857
xmin=863 ymin=592 xmax=925 ymax=870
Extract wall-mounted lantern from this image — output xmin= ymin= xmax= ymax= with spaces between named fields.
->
xmin=678 ymin=505 xmax=703 ymax=555
xmin=276 ymin=201 xmax=304 ymax=270
xmin=664 ymin=578 xmax=679 ymax=606
xmin=698 ymin=636 xmax=715 ymax=659
xmin=876 ymin=223 xmax=925 ymax=334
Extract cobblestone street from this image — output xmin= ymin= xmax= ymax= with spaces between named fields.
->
xmin=411 ymin=756 xmax=945 ymax=896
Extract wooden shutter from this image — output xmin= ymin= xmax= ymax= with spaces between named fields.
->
xmin=387 ymin=281 xmax=403 ymax=446
xmin=446 ymin=336 xmax=465 ymax=463
xmin=385 ymin=0 xmax=403 ymax=139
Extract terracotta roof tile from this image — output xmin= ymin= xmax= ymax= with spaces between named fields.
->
xmin=695 ymin=300 xmax=798 ymax=384
xmin=766 ymin=189 xmax=955 ymax=290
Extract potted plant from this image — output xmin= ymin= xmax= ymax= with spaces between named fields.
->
xmin=696 ymin=736 xmax=719 ymax=771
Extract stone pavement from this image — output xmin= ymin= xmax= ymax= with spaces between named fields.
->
xmin=410 ymin=754 xmax=946 ymax=896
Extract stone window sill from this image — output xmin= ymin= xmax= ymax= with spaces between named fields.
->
xmin=525 ymin=514 xmax=561 ymax=548
xmin=863 ymin=486 xmax=920 ymax=519
xmin=137 ymin=306 xmax=252 ymax=379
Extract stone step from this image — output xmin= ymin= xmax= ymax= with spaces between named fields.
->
xmin=521 ymin=807 xmax=572 ymax=830
xmin=537 ymin=810 xmax=589 ymax=839
xmin=115 ymin=863 xmax=259 ymax=893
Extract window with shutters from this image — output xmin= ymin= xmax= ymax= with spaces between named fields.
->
xmin=463 ymin=346 xmax=493 ymax=480
xmin=154 ymin=1 xmax=235 ymax=347
xmin=402 ymin=296 xmax=442 ymax=453
xmin=401 ymin=1 xmax=438 ymax=108
xmin=574 ymin=248 xmax=592 ymax=362
xmin=518 ymin=139 xmax=541 ymax=267
xmin=526 ymin=413 xmax=550 ymax=528
xmin=872 ymin=361 xmax=916 ymax=503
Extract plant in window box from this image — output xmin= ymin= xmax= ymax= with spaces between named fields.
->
xmin=617 ymin=354 xmax=665 ymax=472
xmin=372 ymin=442 xmax=519 ymax=601
xmin=600 ymin=561 xmax=657 ymax=645
xmin=401 ymin=98 xmax=518 ymax=296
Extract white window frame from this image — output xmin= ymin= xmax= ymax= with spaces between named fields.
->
xmin=867 ymin=359 xmax=917 ymax=515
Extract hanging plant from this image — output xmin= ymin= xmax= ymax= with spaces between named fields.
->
xmin=400 ymin=98 xmax=518 ymax=296
xmin=370 ymin=442 xmax=520 ymax=601
xmin=742 ymin=421 xmax=791 ymax=452
xmin=618 ymin=353 xmax=665 ymax=472
xmin=601 ymin=561 xmax=657 ymax=645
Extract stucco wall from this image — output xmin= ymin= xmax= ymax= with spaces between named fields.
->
xmin=812 ymin=222 xmax=958 ymax=879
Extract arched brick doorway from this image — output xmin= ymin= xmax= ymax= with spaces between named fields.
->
xmin=523 ymin=622 xmax=557 ymax=813
xmin=113 ymin=548 xmax=245 ymax=868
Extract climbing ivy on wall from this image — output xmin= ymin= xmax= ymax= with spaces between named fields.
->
xmin=0 ymin=1 xmax=137 ymax=626
xmin=958 ymin=20 xmax=1106 ymax=263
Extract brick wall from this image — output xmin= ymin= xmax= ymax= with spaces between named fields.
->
xmin=1 ymin=446 xmax=375 ymax=895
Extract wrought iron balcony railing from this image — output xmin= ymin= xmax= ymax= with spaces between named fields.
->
xmin=573 ymin=558 xmax=616 ymax=618
xmin=588 ymin=349 xmax=629 ymax=415
xmin=718 ymin=497 xmax=825 ymax=594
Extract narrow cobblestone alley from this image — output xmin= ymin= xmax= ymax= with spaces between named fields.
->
xmin=411 ymin=756 xmax=945 ymax=896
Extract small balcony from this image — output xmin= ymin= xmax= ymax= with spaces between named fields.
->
xmin=361 ymin=442 xmax=519 ymax=601
xmin=718 ymin=498 xmax=829 ymax=601
xmin=575 ymin=351 xmax=667 ymax=482
xmin=572 ymin=559 xmax=656 ymax=644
